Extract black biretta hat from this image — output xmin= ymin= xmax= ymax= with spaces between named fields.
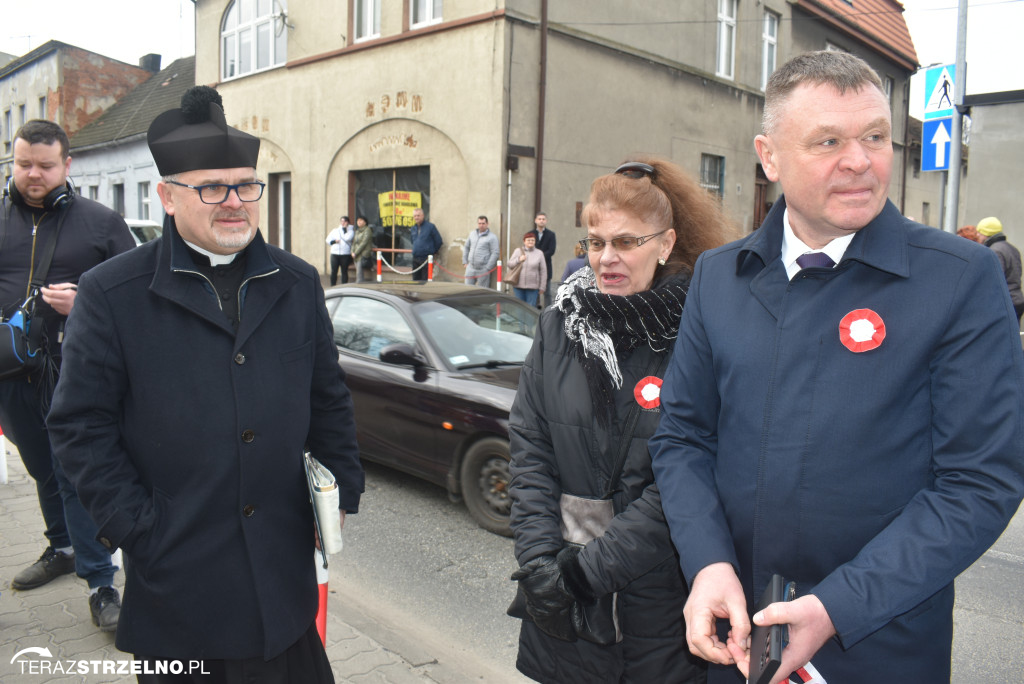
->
xmin=147 ymin=86 xmax=260 ymax=176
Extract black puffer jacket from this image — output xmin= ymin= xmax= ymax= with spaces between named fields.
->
xmin=0 ymin=195 xmax=135 ymax=359
xmin=508 ymin=286 xmax=706 ymax=684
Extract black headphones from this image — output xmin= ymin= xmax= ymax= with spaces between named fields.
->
xmin=4 ymin=177 xmax=75 ymax=212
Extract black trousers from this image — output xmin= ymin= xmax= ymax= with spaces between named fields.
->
xmin=412 ymin=255 xmax=429 ymax=281
xmin=135 ymin=622 xmax=333 ymax=684
xmin=329 ymin=254 xmax=352 ymax=286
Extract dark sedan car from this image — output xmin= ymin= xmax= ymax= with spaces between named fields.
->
xmin=324 ymin=282 xmax=540 ymax=535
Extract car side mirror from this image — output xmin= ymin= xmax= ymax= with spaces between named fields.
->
xmin=379 ymin=342 xmax=426 ymax=368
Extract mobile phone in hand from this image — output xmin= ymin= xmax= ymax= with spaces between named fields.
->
xmin=749 ymin=574 xmax=795 ymax=684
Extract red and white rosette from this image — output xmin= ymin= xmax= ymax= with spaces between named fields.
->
xmin=838 ymin=308 xmax=885 ymax=353
xmin=634 ymin=376 xmax=663 ymax=409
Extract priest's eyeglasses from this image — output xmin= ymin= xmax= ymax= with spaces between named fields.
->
xmin=166 ymin=180 xmax=266 ymax=204
xmin=578 ymin=230 xmax=668 ymax=253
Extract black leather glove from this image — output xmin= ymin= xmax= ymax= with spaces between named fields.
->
xmin=511 ymin=556 xmax=576 ymax=641
xmin=556 ymin=545 xmax=596 ymax=604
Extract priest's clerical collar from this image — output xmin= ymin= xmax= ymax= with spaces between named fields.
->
xmin=184 ymin=239 xmax=240 ymax=266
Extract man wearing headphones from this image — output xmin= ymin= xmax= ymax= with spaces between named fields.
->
xmin=0 ymin=120 xmax=135 ymax=632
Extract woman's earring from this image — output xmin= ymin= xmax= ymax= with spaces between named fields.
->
xmin=658 ymin=257 xmax=666 ymax=266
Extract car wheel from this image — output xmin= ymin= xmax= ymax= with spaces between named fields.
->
xmin=460 ymin=437 xmax=513 ymax=536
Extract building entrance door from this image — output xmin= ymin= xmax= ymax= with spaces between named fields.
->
xmin=352 ymin=166 xmax=430 ymax=269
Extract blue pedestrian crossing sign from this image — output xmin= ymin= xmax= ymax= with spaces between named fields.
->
xmin=924 ymin=64 xmax=955 ymax=120
xmin=921 ymin=118 xmax=952 ymax=172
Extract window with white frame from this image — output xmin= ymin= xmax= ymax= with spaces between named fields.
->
xmin=411 ymin=0 xmax=442 ymax=27
xmin=761 ymin=11 xmax=779 ymax=90
xmin=138 ymin=182 xmax=151 ymax=220
xmin=700 ymin=154 xmax=725 ymax=198
xmin=884 ymin=76 xmax=894 ymax=102
xmin=38 ymin=96 xmax=47 ymax=119
xmin=356 ymin=0 xmax=381 ymax=41
xmin=221 ymin=0 xmax=288 ymax=80
xmin=89 ymin=186 xmax=99 ymax=201
xmin=716 ymin=0 xmax=737 ymax=80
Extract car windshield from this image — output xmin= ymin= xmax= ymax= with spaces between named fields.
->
xmin=415 ymin=296 xmax=538 ymax=369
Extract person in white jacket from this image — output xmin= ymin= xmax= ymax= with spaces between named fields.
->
xmin=326 ymin=216 xmax=354 ymax=285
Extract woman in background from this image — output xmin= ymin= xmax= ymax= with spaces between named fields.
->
xmin=352 ymin=216 xmax=374 ymax=283
xmin=508 ymin=231 xmax=548 ymax=307
xmin=560 ymin=242 xmax=588 ymax=284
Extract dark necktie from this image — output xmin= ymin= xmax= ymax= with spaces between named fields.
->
xmin=796 ymin=252 xmax=835 ymax=270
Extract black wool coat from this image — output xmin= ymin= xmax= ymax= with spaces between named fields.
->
xmin=48 ymin=221 xmax=364 ymax=660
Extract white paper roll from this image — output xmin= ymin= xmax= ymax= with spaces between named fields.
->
xmin=313 ymin=486 xmax=344 ymax=554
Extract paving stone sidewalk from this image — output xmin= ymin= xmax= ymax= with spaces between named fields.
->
xmin=1 ymin=444 xmax=494 ymax=683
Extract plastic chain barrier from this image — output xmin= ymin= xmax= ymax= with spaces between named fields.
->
xmin=375 ymin=251 xmax=430 ymax=279
xmin=436 ymin=260 xmax=506 ymax=291
xmin=374 ymin=253 xmax=505 ymax=291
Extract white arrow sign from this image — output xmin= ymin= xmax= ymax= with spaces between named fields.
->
xmin=930 ymin=120 xmax=951 ymax=168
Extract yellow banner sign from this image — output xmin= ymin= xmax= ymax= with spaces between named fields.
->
xmin=378 ymin=191 xmax=422 ymax=228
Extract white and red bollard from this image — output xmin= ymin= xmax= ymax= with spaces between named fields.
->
xmin=427 ymin=255 xmax=434 ymax=281
xmin=0 ymin=424 xmax=7 ymax=485
xmin=495 ymin=260 xmax=503 ymax=292
xmin=376 ymin=251 xmax=383 ymax=283
xmin=315 ymin=548 xmax=328 ymax=645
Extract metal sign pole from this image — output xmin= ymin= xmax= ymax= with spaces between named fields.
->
xmin=942 ymin=0 xmax=968 ymax=233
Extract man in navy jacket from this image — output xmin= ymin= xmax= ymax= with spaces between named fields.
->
xmin=410 ymin=207 xmax=442 ymax=281
xmin=48 ymin=87 xmax=363 ymax=682
xmin=650 ymin=51 xmax=1024 ymax=683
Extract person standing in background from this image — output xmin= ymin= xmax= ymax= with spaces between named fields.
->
xmin=352 ymin=215 xmax=374 ymax=283
xmin=463 ymin=215 xmax=500 ymax=287
xmin=0 ymin=119 xmax=135 ymax=633
xmin=560 ymin=242 xmax=588 ymax=284
xmin=533 ymin=212 xmax=556 ymax=306
xmin=411 ymin=208 xmax=443 ymax=282
xmin=977 ymin=216 xmax=1024 ymax=323
xmin=507 ymin=231 xmax=547 ymax=306
xmin=326 ymin=215 xmax=354 ymax=285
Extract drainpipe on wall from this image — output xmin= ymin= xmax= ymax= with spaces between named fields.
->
xmin=535 ymin=0 xmax=548 ymax=215
xmin=900 ymin=79 xmax=910 ymax=216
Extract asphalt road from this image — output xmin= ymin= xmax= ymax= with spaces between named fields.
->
xmin=951 ymin=501 xmax=1024 ymax=683
xmin=335 ymin=461 xmax=1024 ymax=683
xmin=331 ymin=461 xmax=529 ymax=683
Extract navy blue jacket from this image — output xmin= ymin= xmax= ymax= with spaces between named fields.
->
xmin=411 ymin=219 xmax=442 ymax=258
xmin=650 ymin=199 xmax=1024 ymax=682
xmin=48 ymin=220 xmax=364 ymax=660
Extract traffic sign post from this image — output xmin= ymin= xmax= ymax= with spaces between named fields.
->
xmin=924 ymin=64 xmax=956 ymax=121
xmin=921 ymin=117 xmax=953 ymax=172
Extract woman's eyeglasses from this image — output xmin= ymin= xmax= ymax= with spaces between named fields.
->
xmin=578 ymin=230 xmax=668 ymax=253
xmin=614 ymin=161 xmax=655 ymax=180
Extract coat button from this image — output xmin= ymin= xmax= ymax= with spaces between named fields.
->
xmin=243 ymin=504 xmax=255 ymax=517
xmin=241 ymin=429 xmax=255 ymax=443
xmin=99 ymin=537 xmax=113 ymax=550
xmin=234 ymin=353 xmax=246 ymax=365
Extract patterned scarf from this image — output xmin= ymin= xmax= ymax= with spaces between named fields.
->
xmin=555 ymin=266 xmax=689 ymax=423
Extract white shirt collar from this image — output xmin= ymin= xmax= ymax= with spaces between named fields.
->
xmin=184 ymin=238 xmax=240 ymax=266
xmin=781 ymin=208 xmax=855 ymax=280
